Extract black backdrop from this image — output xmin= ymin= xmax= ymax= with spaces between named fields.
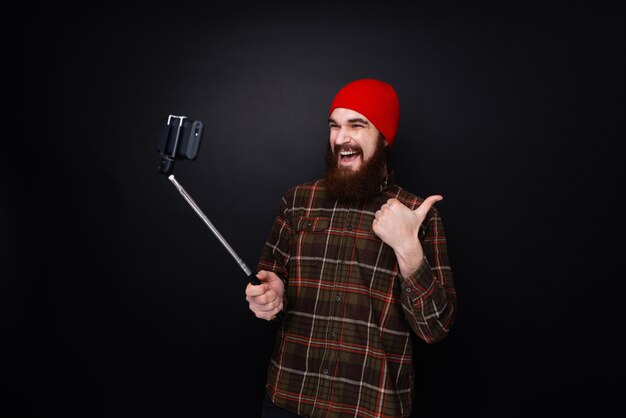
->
xmin=6 ymin=2 xmax=625 ymax=417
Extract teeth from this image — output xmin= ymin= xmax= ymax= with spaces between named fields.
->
xmin=340 ymin=151 xmax=358 ymax=156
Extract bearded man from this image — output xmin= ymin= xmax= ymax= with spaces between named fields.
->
xmin=245 ymin=78 xmax=457 ymax=418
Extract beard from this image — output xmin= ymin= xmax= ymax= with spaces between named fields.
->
xmin=325 ymin=137 xmax=389 ymax=203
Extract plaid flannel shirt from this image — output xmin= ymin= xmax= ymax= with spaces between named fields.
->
xmin=257 ymin=175 xmax=456 ymax=418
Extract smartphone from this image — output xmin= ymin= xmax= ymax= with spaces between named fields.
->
xmin=157 ymin=115 xmax=203 ymax=174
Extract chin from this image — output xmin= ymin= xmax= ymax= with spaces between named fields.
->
xmin=338 ymin=160 xmax=363 ymax=172
xmin=339 ymin=165 xmax=361 ymax=174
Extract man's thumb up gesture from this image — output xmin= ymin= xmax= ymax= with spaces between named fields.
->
xmin=372 ymin=195 xmax=443 ymax=277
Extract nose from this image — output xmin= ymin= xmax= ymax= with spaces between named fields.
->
xmin=334 ymin=127 xmax=353 ymax=146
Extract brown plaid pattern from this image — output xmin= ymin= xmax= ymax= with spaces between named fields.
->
xmin=257 ymin=177 xmax=457 ymax=418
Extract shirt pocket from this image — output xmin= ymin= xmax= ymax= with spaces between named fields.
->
xmin=296 ymin=217 xmax=330 ymax=232
xmin=291 ymin=217 xmax=332 ymax=265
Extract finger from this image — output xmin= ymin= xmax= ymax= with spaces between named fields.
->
xmin=257 ymin=290 xmax=278 ymax=305
xmin=248 ymin=295 xmax=281 ymax=312
xmin=254 ymin=271 xmax=273 ymax=291
xmin=253 ymin=308 xmax=275 ymax=321
xmin=256 ymin=297 xmax=282 ymax=312
xmin=257 ymin=307 xmax=281 ymax=321
xmin=379 ymin=198 xmax=396 ymax=213
xmin=413 ymin=195 xmax=443 ymax=215
xmin=249 ymin=300 xmax=276 ymax=312
xmin=264 ymin=270 xmax=280 ymax=281
xmin=246 ymin=282 xmax=268 ymax=297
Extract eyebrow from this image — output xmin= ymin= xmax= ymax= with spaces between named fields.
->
xmin=328 ymin=118 xmax=370 ymax=125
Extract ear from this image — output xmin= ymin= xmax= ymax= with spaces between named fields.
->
xmin=381 ymin=133 xmax=389 ymax=148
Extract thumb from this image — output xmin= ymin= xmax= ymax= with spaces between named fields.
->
xmin=414 ymin=195 xmax=443 ymax=216
xmin=256 ymin=270 xmax=268 ymax=281
xmin=254 ymin=270 xmax=272 ymax=292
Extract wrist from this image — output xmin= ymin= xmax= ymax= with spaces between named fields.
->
xmin=394 ymin=241 xmax=423 ymax=278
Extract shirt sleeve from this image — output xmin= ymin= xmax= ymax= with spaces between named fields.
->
xmin=399 ymin=208 xmax=457 ymax=344
xmin=256 ymin=194 xmax=292 ymax=285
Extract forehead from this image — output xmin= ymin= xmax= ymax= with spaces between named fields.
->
xmin=329 ymin=108 xmax=370 ymax=123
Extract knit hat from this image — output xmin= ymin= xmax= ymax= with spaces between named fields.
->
xmin=329 ymin=78 xmax=400 ymax=146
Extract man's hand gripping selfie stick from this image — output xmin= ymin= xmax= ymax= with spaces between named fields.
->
xmin=157 ymin=114 xmax=284 ymax=320
xmin=167 ymin=175 xmax=257 ymax=281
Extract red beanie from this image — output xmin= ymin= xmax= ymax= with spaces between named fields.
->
xmin=329 ymin=78 xmax=400 ymax=146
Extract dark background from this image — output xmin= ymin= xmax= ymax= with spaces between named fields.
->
xmin=6 ymin=1 xmax=624 ymax=417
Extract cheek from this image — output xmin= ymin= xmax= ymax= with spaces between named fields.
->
xmin=362 ymin=145 xmax=375 ymax=161
xmin=328 ymin=134 xmax=336 ymax=150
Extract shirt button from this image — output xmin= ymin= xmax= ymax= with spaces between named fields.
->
xmin=405 ymin=287 xmax=412 ymax=293
xmin=335 ymin=294 xmax=342 ymax=302
xmin=323 ymin=368 xmax=329 ymax=375
xmin=347 ymin=224 xmax=353 ymax=230
xmin=329 ymin=331 xmax=336 ymax=338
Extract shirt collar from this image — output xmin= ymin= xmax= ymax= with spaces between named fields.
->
xmin=380 ymin=171 xmax=395 ymax=191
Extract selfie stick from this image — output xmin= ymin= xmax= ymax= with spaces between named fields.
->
xmin=167 ymin=174 xmax=260 ymax=285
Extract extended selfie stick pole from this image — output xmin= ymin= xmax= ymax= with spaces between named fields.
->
xmin=167 ymin=174 xmax=261 ymax=285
